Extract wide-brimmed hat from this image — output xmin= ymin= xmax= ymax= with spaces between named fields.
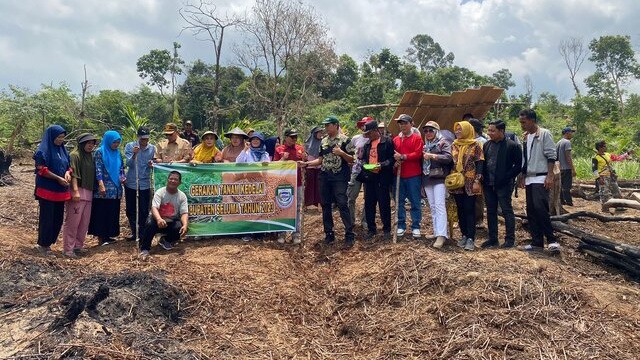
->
xmin=224 ymin=127 xmax=249 ymax=139
xmin=77 ymin=133 xmax=97 ymax=144
xmin=422 ymin=121 xmax=440 ymax=130
xmin=201 ymin=130 xmax=218 ymax=140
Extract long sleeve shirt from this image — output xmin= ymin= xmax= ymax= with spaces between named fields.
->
xmin=393 ymin=132 xmax=424 ymax=178
xmin=124 ymin=141 xmax=156 ymax=190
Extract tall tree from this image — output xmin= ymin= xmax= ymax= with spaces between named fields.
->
xmin=587 ymin=35 xmax=640 ymax=116
xmin=325 ymin=54 xmax=358 ymax=100
xmin=180 ymin=0 xmax=244 ymax=131
xmin=136 ymin=49 xmax=172 ymax=97
xmin=236 ymin=0 xmax=334 ymax=137
xmin=170 ymin=42 xmax=185 ymax=121
xmin=405 ymin=34 xmax=454 ymax=72
xmin=490 ymin=68 xmax=515 ymax=90
xmin=559 ymin=37 xmax=587 ymax=97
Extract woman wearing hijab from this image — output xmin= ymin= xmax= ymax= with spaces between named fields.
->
xmin=421 ymin=121 xmax=453 ymax=249
xmin=33 ymin=125 xmax=72 ymax=256
xmin=236 ymin=132 xmax=270 ymax=163
xmin=264 ymin=135 xmax=280 ymax=160
xmin=303 ymin=126 xmax=323 ymax=209
xmin=450 ymin=121 xmax=484 ymax=251
xmin=192 ymin=131 xmax=223 ymax=163
xmin=89 ymin=130 xmax=125 ymax=246
xmin=62 ymin=133 xmax=97 ymax=258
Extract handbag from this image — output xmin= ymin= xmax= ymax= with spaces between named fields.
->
xmin=428 ymin=166 xmax=447 ymax=179
xmin=445 ymin=149 xmax=470 ymax=190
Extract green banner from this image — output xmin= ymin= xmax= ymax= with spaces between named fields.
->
xmin=153 ymin=162 xmax=298 ymax=236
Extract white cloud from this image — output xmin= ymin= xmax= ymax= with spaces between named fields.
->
xmin=0 ymin=0 xmax=639 ymax=101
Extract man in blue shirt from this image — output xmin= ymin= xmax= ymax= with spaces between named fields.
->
xmin=124 ymin=127 xmax=156 ymax=241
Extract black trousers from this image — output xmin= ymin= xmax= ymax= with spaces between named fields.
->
xmin=319 ymin=176 xmax=354 ymax=240
xmin=140 ymin=219 xmax=183 ymax=251
xmin=525 ymin=183 xmax=557 ymax=247
xmin=364 ymin=181 xmax=391 ymax=233
xmin=560 ymin=169 xmax=573 ymax=205
xmin=125 ymin=186 xmax=151 ymax=239
xmin=453 ymin=193 xmax=477 ymax=240
xmin=484 ymin=183 xmax=516 ymax=244
xmin=38 ymin=199 xmax=65 ymax=247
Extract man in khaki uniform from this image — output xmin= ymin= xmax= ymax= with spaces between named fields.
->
xmin=155 ymin=123 xmax=192 ymax=163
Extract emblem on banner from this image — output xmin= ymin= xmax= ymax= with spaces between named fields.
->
xmin=275 ymin=184 xmax=294 ymax=208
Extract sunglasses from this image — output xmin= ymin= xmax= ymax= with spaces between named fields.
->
xmin=423 ymin=128 xmax=436 ymax=133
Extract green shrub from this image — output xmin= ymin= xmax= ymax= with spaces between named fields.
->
xmin=574 ymin=156 xmax=640 ymax=180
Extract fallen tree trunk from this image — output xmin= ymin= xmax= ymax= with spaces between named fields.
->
xmin=550 ymin=210 xmax=640 ymax=223
xmin=602 ymin=199 xmax=640 ymax=211
xmin=551 ymin=221 xmax=640 ymax=259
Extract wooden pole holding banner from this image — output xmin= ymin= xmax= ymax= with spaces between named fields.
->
xmin=299 ymin=164 xmax=306 ymax=244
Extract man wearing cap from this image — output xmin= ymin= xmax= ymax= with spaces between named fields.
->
xmin=155 ymin=123 xmax=193 ymax=163
xmin=393 ymin=114 xmax=425 ymax=238
xmin=273 ymin=128 xmax=307 ymax=244
xmin=481 ymin=119 xmax=522 ymax=249
xmin=221 ymin=127 xmax=248 ymax=162
xmin=359 ymin=120 xmax=394 ymax=240
xmin=347 ymin=117 xmax=371 ymax=233
xmin=302 ymin=116 xmax=355 ymax=247
xmin=557 ymin=127 xmax=576 ymax=206
xmin=124 ymin=127 xmax=156 ymax=241
xmin=182 ymin=120 xmax=200 ymax=148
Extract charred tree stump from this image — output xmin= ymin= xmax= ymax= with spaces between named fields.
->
xmin=0 ymin=150 xmax=14 ymax=186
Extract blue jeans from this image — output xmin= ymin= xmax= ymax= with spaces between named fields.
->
xmin=397 ymin=175 xmax=422 ymax=230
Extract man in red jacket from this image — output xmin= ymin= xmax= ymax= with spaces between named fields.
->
xmin=393 ymin=114 xmax=424 ymax=238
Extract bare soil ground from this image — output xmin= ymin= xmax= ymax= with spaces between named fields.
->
xmin=1 ymin=164 xmax=640 ymax=359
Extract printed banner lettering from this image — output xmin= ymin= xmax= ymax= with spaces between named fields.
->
xmin=153 ymin=163 xmax=297 ymax=236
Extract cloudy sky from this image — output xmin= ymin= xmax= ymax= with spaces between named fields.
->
xmin=1 ymin=0 xmax=639 ymax=103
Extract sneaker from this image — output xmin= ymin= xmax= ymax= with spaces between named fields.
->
xmin=383 ymin=232 xmax=392 ymax=241
xmin=519 ymin=244 xmax=543 ymax=252
xmin=292 ymin=233 xmax=301 ymax=244
xmin=242 ymin=236 xmax=252 ymax=242
xmin=73 ymin=248 xmax=89 ymax=255
xmin=159 ymin=238 xmax=173 ymax=250
xmin=433 ymin=236 xmax=446 ymax=249
xmin=62 ymin=251 xmax=78 ymax=259
xmin=344 ymin=238 xmax=355 ymax=249
xmin=396 ymin=228 xmax=406 ymax=237
xmin=500 ymin=242 xmax=515 ymax=249
xmin=139 ymin=250 xmax=150 ymax=261
xmin=464 ymin=238 xmax=475 ymax=251
xmin=547 ymin=242 xmax=561 ymax=252
xmin=480 ymin=240 xmax=498 ymax=249
xmin=323 ymin=233 xmax=335 ymax=244
xmin=457 ymin=236 xmax=467 ymax=248
xmin=100 ymin=238 xmax=116 ymax=246
xmin=412 ymin=229 xmax=421 ymax=238
xmin=277 ymin=233 xmax=286 ymax=244
xmin=126 ymin=236 xmax=136 ymax=242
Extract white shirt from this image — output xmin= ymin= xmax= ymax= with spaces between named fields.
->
xmin=525 ymin=133 xmax=546 ymax=185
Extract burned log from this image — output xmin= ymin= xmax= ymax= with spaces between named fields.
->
xmin=0 ymin=150 xmax=14 ymax=186
xmin=601 ymin=199 xmax=640 ymax=211
xmin=550 ymin=211 xmax=640 ymax=223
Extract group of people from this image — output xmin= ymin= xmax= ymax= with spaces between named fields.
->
xmin=33 ymin=109 xmax=631 ymax=259
xmin=33 ymin=121 xmax=318 ymax=259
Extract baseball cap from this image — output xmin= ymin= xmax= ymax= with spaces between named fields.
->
xmin=284 ymin=128 xmax=298 ymax=137
xmin=322 ymin=116 xmax=340 ymax=125
xmin=163 ymin=123 xmax=178 ymax=135
xmin=363 ymin=120 xmax=379 ymax=133
xmin=185 ymin=120 xmax=193 ymax=125
xmin=562 ymin=127 xmax=575 ymax=134
xmin=137 ymin=126 xmax=150 ymax=139
xmin=394 ymin=114 xmax=412 ymax=123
